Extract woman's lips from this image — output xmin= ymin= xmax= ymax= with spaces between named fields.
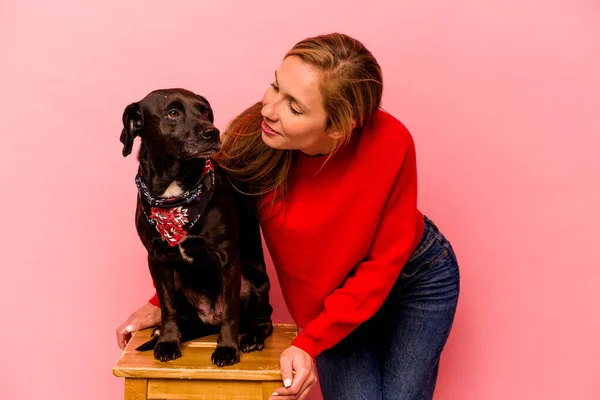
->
xmin=261 ymin=120 xmax=281 ymax=136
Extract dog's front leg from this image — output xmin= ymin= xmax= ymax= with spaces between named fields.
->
xmin=148 ymin=255 xmax=182 ymax=362
xmin=211 ymin=250 xmax=242 ymax=367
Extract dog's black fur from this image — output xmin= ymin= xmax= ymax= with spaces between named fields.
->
xmin=120 ymin=88 xmax=273 ymax=367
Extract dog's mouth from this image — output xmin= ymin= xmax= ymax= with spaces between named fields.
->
xmin=196 ymin=150 xmax=218 ymax=158
xmin=182 ymin=144 xmax=220 ymax=159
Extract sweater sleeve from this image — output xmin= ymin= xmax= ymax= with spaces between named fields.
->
xmin=291 ymin=138 xmax=420 ymax=359
xmin=149 ymin=293 xmax=159 ymax=307
xmin=148 ymin=281 xmax=160 ymax=307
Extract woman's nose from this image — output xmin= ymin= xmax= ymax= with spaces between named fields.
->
xmin=261 ymin=93 xmax=279 ymax=121
xmin=261 ymin=103 xmax=276 ymax=121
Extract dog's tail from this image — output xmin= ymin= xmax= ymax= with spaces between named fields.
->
xmin=135 ymin=336 xmax=159 ymax=351
xmin=135 ymin=327 xmax=160 ymax=352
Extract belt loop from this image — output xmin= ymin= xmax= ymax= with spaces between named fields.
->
xmin=424 ymin=215 xmax=438 ymax=231
xmin=424 ymin=214 xmax=442 ymax=241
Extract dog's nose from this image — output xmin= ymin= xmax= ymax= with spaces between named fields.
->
xmin=201 ymin=127 xmax=220 ymax=140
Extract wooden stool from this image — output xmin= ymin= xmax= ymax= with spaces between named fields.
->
xmin=113 ymin=324 xmax=297 ymax=400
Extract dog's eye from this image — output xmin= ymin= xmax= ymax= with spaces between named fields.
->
xmin=196 ymin=106 xmax=210 ymax=119
xmin=167 ymin=109 xmax=180 ymax=118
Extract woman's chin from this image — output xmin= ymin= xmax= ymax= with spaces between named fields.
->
xmin=261 ymin=130 xmax=284 ymax=149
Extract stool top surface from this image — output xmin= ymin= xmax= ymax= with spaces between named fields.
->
xmin=113 ymin=324 xmax=297 ymax=381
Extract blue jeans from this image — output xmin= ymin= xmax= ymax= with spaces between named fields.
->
xmin=316 ymin=215 xmax=460 ymax=400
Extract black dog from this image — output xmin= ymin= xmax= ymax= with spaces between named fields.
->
xmin=120 ymin=88 xmax=273 ymax=366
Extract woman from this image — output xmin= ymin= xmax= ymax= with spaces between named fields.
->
xmin=117 ymin=33 xmax=460 ymax=400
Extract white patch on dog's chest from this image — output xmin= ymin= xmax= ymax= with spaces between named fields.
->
xmin=160 ymin=181 xmax=183 ymax=198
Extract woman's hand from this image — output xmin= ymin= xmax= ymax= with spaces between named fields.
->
xmin=116 ymin=302 xmax=161 ymax=349
xmin=270 ymin=346 xmax=317 ymax=400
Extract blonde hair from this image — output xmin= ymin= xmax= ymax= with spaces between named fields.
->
xmin=214 ymin=33 xmax=383 ymax=208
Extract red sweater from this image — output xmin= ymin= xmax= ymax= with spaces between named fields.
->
xmin=149 ymin=110 xmax=424 ymax=359
xmin=260 ymin=109 xmax=423 ymax=359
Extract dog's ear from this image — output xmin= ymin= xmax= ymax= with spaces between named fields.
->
xmin=120 ymin=102 xmax=144 ymax=157
xmin=196 ymin=94 xmax=214 ymax=123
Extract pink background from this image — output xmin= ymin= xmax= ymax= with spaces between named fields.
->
xmin=1 ymin=1 xmax=599 ymax=399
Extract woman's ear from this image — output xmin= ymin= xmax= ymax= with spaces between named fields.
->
xmin=327 ymin=120 xmax=356 ymax=140
xmin=327 ymin=130 xmax=343 ymax=140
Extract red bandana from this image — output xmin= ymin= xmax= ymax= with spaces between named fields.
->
xmin=136 ymin=159 xmax=215 ymax=246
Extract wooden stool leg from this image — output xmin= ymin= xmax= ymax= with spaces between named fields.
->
xmin=124 ymin=378 xmax=148 ymax=400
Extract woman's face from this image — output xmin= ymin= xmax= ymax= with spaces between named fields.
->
xmin=260 ymin=56 xmax=340 ymax=155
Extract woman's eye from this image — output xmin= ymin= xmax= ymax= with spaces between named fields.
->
xmin=289 ymin=102 xmax=302 ymax=115
xmin=270 ymin=82 xmax=301 ymax=115
xmin=168 ymin=109 xmax=180 ymax=118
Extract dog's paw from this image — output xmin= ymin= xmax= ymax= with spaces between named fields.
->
xmin=154 ymin=340 xmax=181 ymax=362
xmin=211 ymin=346 xmax=240 ymax=367
xmin=240 ymin=332 xmax=266 ymax=353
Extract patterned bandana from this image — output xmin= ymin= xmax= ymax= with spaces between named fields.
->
xmin=135 ymin=159 xmax=215 ymax=246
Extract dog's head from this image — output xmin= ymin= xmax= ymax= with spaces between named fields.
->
xmin=120 ymin=88 xmax=220 ymax=159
